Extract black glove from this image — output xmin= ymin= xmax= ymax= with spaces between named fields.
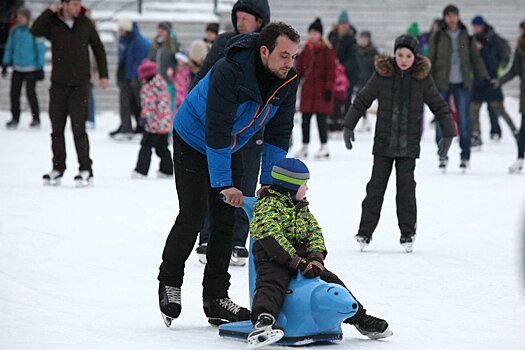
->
xmin=437 ymin=136 xmax=453 ymax=159
xmin=290 ymin=255 xmax=324 ymax=278
xmin=303 ymin=252 xmax=325 ymax=278
xmin=1 ymin=65 xmax=7 ymax=78
xmin=343 ymin=127 xmax=355 ymax=150
xmin=324 ymin=91 xmax=332 ymax=101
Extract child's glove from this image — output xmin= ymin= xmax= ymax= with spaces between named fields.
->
xmin=303 ymin=252 xmax=324 ymax=278
xmin=343 ymin=127 xmax=355 ymax=150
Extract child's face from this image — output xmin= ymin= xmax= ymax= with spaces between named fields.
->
xmin=295 ymin=183 xmax=308 ymax=201
xmin=395 ymin=47 xmax=415 ymax=71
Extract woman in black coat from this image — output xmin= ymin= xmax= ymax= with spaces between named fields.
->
xmin=500 ymin=20 xmax=525 ymax=174
xmin=343 ymin=35 xmax=457 ymax=253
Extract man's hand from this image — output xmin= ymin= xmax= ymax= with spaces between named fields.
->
xmin=100 ymin=78 xmax=109 ymax=90
xmin=343 ymin=127 xmax=355 ymax=150
xmin=49 ymin=3 xmax=60 ymax=12
xmin=220 ymin=187 xmax=243 ymax=207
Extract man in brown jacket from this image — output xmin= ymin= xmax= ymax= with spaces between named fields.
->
xmin=31 ymin=0 xmax=108 ymax=187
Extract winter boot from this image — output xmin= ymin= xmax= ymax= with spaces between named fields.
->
xmin=196 ymin=243 xmax=207 ymax=264
xmin=202 ymin=295 xmax=250 ymax=325
xmin=247 ymin=313 xmax=284 ymax=349
xmin=230 ymin=246 xmax=249 ymax=266
xmin=42 ymin=169 xmax=64 ymax=186
xmin=355 ymin=314 xmax=393 ymax=340
xmin=509 ymin=158 xmax=524 ymax=174
xmin=355 ymin=233 xmax=371 ymax=252
xmin=158 ymin=283 xmax=181 ymax=327
xmin=74 ymin=170 xmax=93 ymax=187
xmin=314 ymin=144 xmax=330 ymax=159
xmin=6 ymin=119 xmax=18 ymax=129
xmin=294 ymin=144 xmax=308 ymax=159
xmin=400 ymin=233 xmax=416 ymax=253
xmin=438 ymin=156 xmax=448 ymax=173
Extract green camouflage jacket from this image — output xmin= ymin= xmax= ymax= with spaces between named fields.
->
xmin=250 ymin=188 xmax=326 ymax=266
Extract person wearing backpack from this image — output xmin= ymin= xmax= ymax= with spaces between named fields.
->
xmin=469 ymin=15 xmax=517 ymax=148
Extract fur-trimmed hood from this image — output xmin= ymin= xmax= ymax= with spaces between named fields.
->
xmin=374 ymin=54 xmax=431 ymax=80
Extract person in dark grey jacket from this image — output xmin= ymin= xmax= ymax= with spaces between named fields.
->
xmin=343 ymin=35 xmax=457 ymax=253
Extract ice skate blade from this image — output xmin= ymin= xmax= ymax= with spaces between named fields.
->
xmin=230 ymin=256 xmax=247 ymax=267
xmin=357 ymin=327 xmax=394 ymax=340
xmin=401 ymin=242 xmax=413 ymax=253
xmin=43 ymin=178 xmax=61 ymax=186
xmin=247 ymin=329 xmax=285 ymax=349
xmin=161 ymin=313 xmax=174 ymax=328
xmin=75 ymin=179 xmax=93 ymax=188
xmin=198 ymin=254 xmax=207 ymax=265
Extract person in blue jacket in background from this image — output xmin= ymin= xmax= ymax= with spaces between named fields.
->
xmin=2 ymin=7 xmax=45 ymax=129
xmin=157 ymin=22 xmax=300 ymax=327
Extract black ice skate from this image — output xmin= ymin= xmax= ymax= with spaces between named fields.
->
xmin=74 ymin=171 xmax=93 ymax=187
xmin=355 ymin=233 xmax=371 ymax=252
xmin=355 ymin=314 xmax=393 ymax=340
xmin=42 ymin=170 xmax=63 ymax=186
xmin=400 ymin=234 xmax=415 ymax=253
xmin=438 ymin=156 xmax=448 ymax=173
xmin=196 ymin=243 xmax=207 ymax=264
xmin=247 ymin=313 xmax=284 ymax=350
xmin=230 ymin=246 xmax=248 ymax=266
xmin=202 ymin=296 xmax=250 ymax=326
xmin=158 ymin=283 xmax=181 ymax=328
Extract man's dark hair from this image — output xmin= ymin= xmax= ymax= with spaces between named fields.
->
xmin=443 ymin=4 xmax=459 ymax=17
xmin=257 ymin=22 xmax=300 ymax=54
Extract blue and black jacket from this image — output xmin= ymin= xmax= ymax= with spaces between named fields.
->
xmin=173 ymin=32 xmax=299 ymax=188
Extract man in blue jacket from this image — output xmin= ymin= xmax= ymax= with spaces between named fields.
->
xmin=157 ymin=22 xmax=300 ymax=327
xmin=109 ymin=18 xmax=150 ymax=140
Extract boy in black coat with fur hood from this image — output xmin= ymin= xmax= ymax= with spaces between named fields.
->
xmin=343 ymin=35 xmax=457 ymax=252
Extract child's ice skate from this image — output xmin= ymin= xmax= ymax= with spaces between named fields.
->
xmin=354 ymin=314 xmax=393 ymax=340
xmin=247 ymin=313 xmax=284 ymax=349
xmin=400 ymin=234 xmax=415 ymax=253
xmin=355 ymin=233 xmax=371 ymax=252
xmin=74 ymin=171 xmax=93 ymax=187
xmin=42 ymin=170 xmax=63 ymax=186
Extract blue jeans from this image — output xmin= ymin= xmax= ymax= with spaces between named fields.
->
xmin=436 ymin=84 xmax=471 ymax=160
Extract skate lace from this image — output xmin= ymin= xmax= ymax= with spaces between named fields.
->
xmin=165 ymin=286 xmax=181 ymax=304
xmin=218 ymin=298 xmax=241 ymax=315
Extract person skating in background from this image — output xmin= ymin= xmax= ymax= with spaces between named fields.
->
xmin=343 ymin=35 xmax=457 ymax=252
xmin=157 ymin=23 xmax=300 ymax=327
xmin=109 ymin=18 xmax=150 ymax=140
xmin=354 ymin=30 xmax=378 ymax=133
xmin=173 ymin=52 xmax=190 ymax=114
xmin=188 ymin=39 xmax=208 ymax=83
xmin=149 ymin=21 xmax=178 ymax=113
xmin=247 ymin=158 xmax=392 ymax=348
xmin=131 ymin=59 xmax=173 ymax=179
xmin=203 ymin=22 xmax=219 ymax=50
xmin=31 ymin=0 xmax=108 ymax=187
xmin=327 ymin=10 xmax=358 ymax=131
xmin=498 ymin=20 xmax=525 ymax=174
xmin=427 ymin=4 xmax=489 ymax=171
xmin=469 ymin=15 xmax=517 ymax=149
xmin=2 ymin=7 xmax=45 ymax=129
xmin=192 ymin=0 xmax=271 ymax=266
xmin=294 ymin=18 xmax=335 ymax=160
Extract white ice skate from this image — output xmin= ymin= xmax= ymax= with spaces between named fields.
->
xmin=314 ymin=144 xmax=330 ymax=160
xmin=294 ymin=144 xmax=308 ymax=159
xmin=42 ymin=170 xmax=63 ymax=186
xmin=247 ymin=314 xmax=284 ymax=350
xmin=74 ymin=171 xmax=93 ymax=187
xmin=508 ymin=159 xmax=523 ymax=174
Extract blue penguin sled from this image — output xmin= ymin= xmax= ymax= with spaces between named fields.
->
xmin=218 ymin=196 xmax=359 ymax=346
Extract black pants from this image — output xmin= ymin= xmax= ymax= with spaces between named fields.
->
xmin=251 ymin=259 xmax=365 ymax=324
xmin=49 ymin=84 xmax=91 ymax=173
xmin=358 ymin=155 xmax=417 ymax=237
xmin=10 ymin=70 xmax=39 ymax=122
xmin=301 ymin=112 xmax=327 ymax=144
xmin=118 ymin=79 xmax=142 ymax=133
xmin=158 ymin=131 xmax=243 ymax=299
xmin=134 ymin=131 xmax=173 ymax=175
xmin=200 ymin=131 xmax=263 ymax=247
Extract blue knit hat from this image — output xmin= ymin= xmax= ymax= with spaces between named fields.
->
xmin=338 ymin=10 xmax=349 ymax=24
xmin=271 ymin=158 xmax=310 ymax=193
xmin=471 ymin=15 xmax=485 ymax=26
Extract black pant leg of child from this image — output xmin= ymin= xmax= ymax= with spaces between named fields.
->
xmin=394 ymin=157 xmax=417 ymax=235
xmin=135 ymin=131 xmax=155 ymax=175
xmin=251 ymin=260 xmax=292 ymax=324
xmin=155 ymin=133 xmax=174 ymax=175
xmin=320 ymin=268 xmax=366 ymax=324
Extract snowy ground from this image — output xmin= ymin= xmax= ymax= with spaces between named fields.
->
xmin=1 ymin=100 xmax=525 ymax=350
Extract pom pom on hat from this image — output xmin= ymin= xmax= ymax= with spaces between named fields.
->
xmin=308 ymin=18 xmax=323 ymax=35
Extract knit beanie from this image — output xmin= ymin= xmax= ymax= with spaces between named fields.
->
xmin=118 ymin=17 xmax=133 ymax=32
xmin=338 ymin=10 xmax=349 ymax=24
xmin=138 ymin=59 xmax=158 ymax=80
xmin=360 ymin=31 xmax=371 ymax=40
xmin=406 ymin=22 xmax=420 ymax=37
xmin=443 ymin=4 xmax=459 ymax=17
xmin=271 ymin=158 xmax=310 ymax=194
xmin=189 ymin=40 xmax=208 ymax=62
xmin=158 ymin=21 xmax=172 ymax=33
xmin=471 ymin=15 xmax=485 ymax=26
xmin=308 ymin=18 xmax=323 ymax=35
xmin=394 ymin=34 xmax=419 ymax=56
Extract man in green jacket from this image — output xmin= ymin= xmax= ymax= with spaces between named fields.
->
xmin=31 ymin=0 xmax=108 ymax=187
xmin=427 ymin=4 xmax=489 ymax=171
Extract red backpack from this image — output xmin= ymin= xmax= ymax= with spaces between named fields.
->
xmin=333 ymin=63 xmax=349 ymax=101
